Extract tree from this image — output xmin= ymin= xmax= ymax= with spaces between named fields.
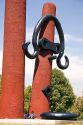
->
xmin=69 ymin=96 xmax=83 ymax=120
xmin=50 ymin=68 xmax=75 ymax=112
xmin=24 ymin=85 xmax=32 ymax=113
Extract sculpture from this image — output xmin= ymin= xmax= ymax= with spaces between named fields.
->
xmin=22 ymin=14 xmax=69 ymax=69
xmin=23 ymin=4 xmax=77 ymax=120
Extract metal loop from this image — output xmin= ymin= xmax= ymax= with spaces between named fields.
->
xmin=22 ymin=14 xmax=69 ymax=69
xmin=56 ymin=52 xmax=69 ymax=69
xmin=22 ymin=42 xmax=38 ymax=59
xmin=36 ymin=14 xmax=69 ymax=69
xmin=23 ymin=14 xmax=64 ymax=59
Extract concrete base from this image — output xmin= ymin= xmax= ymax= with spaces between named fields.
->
xmin=0 ymin=119 xmax=83 ymax=125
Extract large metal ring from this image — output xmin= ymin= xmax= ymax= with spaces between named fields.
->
xmin=33 ymin=14 xmax=69 ymax=69
xmin=23 ymin=14 xmax=69 ymax=69
xmin=22 ymin=14 xmax=64 ymax=59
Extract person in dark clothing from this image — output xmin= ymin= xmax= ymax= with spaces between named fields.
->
xmin=24 ymin=111 xmax=29 ymax=119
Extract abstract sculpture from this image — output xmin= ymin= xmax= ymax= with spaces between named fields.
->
xmin=22 ymin=3 xmax=76 ymax=119
xmin=0 ymin=1 xmax=77 ymax=120
xmin=23 ymin=3 xmax=77 ymax=120
xmin=22 ymin=14 xmax=69 ymax=69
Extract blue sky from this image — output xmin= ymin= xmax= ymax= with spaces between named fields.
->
xmin=0 ymin=0 xmax=83 ymax=96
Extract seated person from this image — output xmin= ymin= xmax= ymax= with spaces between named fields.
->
xmin=28 ymin=111 xmax=36 ymax=119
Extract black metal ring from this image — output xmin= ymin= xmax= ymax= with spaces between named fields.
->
xmin=32 ymin=14 xmax=64 ymax=54
xmin=22 ymin=14 xmax=64 ymax=59
xmin=23 ymin=14 xmax=69 ymax=69
xmin=33 ymin=14 xmax=69 ymax=69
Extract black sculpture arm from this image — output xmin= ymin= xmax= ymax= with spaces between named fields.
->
xmin=22 ymin=42 xmax=38 ymax=59
xmin=22 ymin=14 xmax=69 ymax=69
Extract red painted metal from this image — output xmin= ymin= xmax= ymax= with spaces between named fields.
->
xmin=0 ymin=0 xmax=26 ymax=118
xmin=29 ymin=3 xmax=56 ymax=118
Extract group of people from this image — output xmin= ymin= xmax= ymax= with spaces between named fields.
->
xmin=24 ymin=111 xmax=36 ymax=119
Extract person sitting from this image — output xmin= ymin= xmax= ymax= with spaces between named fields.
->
xmin=24 ymin=111 xmax=29 ymax=119
xmin=28 ymin=111 xmax=36 ymax=119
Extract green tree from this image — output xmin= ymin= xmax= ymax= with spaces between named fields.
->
xmin=50 ymin=68 xmax=75 ymax=112
xmin=69 ymin=96 xmax=83 ymax=120
xmin=24 ymin=85 xmax=32 ymax=113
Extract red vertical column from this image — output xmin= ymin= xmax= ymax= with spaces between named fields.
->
xmin=0 ymin=0 xmax=26 ymax=118
xmin=29 ymin=3 xmax=56 ymax=118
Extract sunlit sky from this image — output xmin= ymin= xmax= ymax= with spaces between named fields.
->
xmin=0 ymin=0 xmax=83 ymax=96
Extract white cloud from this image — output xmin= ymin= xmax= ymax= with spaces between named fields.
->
xmin=55 ymin=33 xmax=83 ymax=43
xmin=25 ymin=57 xmax=35 ymax=85
xmin=64 ymin=34 xmax=83 ymax=43
xmin=52 ymin=55 xmax=83 ymax=96
xmin=64 ymin=56 xmax=83 ymax=96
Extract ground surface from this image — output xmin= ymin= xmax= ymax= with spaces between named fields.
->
xmin=0 ymin=119 xmax=83 ymax=125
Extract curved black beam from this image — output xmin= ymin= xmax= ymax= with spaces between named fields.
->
xmin=36 ymin=14 xmax=69 ymax=69
xmin=56 ymin=53 xmax=69 ymax=70
xmin=22 ymin=14 xmax=69 ymax=69
xmin=22 ymin=42 xmax=38 ymax=59
xmin=32 ymin=14 xmax=64 ymax=55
